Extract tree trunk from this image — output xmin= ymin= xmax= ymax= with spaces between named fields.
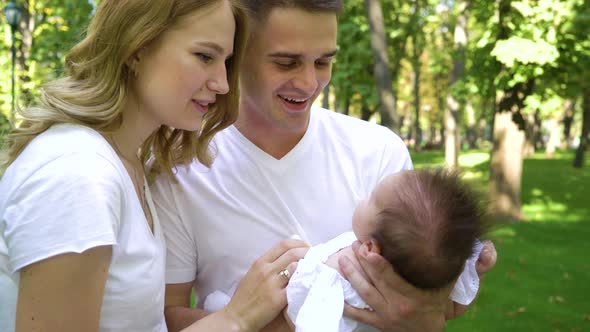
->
xmin=361 ymin=100 xmax=372 ymax=121
xmin=545 ymin=117 xmax=560 ymax=158
xmin=412 ymin=35 xmax=423 ymax=152
xmin=445 ymin=97 xmax=460 ymax=166
xmin=490 ymin=110 xmax=525 ymax=220
xmin=574 ymin=88 xmax=590 ymax=168
xmin=466 ymin=101 xmax=477 ymax=149
xmin=364 ymin=0 xmax=399 ymax=132
xmin=489 ymin=80 xmax=533 ymax=221
xmin=561 ymin=99 xmax=575 ymax=149
xmin=445 ymin=0 xmax=468 ymax=167
xmin=342 ymin=93 xmax=351 ymax=116
xmin=322 ymin=85 xmax=330 ymax=110
xmin=523 ymin=110 xmax=541 ymax=157
xmin=488 ymin=0 xmax=532 ymax=221
xmin=17 ymin=1 xmax=42 ymax=106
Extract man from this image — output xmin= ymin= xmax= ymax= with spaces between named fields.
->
xmin=152 ymin=1 xmax=497 ymax=331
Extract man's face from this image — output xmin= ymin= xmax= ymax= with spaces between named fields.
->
xmin=239 ymin=7 xmax=338 ymax=136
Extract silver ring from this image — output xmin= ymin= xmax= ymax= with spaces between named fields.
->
xmin=278 ymin=268 xmax=291 ymax=280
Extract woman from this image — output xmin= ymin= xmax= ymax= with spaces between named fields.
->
xmin=0 ymin=0 xmax=306 ymax=331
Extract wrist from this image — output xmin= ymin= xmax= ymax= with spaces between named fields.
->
xmin=220 ymin=306 xmax=250 ymax=332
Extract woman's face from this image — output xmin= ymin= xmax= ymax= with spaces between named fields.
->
xmin=131 ymin=0 xmax=236 ymax=132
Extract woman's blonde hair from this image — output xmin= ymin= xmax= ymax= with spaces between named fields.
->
xmin=0 ymin=0 xmax=248 ymax=178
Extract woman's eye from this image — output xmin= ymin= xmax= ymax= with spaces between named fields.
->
xmin=196 ymin=53 xmax=213 ymax=63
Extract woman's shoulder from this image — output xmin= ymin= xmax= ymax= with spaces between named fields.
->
xmin=32 ymin=123 xmax=111 ymax=153
xmin=15 ymin=124 xmax=117 ymax=168
xmin=1 ymin=124 xmax=124 ymax=196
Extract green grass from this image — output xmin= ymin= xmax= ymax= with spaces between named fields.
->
xmin=413 ymin=150 xmax=590 ymax=332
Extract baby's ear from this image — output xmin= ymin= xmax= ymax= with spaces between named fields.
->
xmin=364 ymin=239 xmax=382 ymax=255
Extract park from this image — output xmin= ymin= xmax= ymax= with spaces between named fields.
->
xmin=1 ymin=0 xmax=588 ymax=331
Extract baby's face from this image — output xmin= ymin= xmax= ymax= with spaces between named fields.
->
xmin=352 ymin=174 xmax=399 ymax=242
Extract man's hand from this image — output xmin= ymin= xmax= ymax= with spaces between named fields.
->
xmin=446 ymin=240 xmax=497 ymax=319
xmin=339 ymin=241 xmax=448 ymax=331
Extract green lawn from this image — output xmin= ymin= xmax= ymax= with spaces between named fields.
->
xmin=413 ymin=150 xmax=590 ymax=331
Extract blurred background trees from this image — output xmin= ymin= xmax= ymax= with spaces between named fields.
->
xmin=0 ymin=0 xmax=588 ymax=220
xmin=331 ymin=0 xmax=589 ymax=220
xmin=0 ymin=1 xmax=588 ymax=330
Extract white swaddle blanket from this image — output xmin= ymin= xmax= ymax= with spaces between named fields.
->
xmin=204 ymin=232 xmax=483 ymax=332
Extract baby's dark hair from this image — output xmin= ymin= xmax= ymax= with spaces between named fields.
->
xmin=371 ymin=168 xmax=491 ymax=289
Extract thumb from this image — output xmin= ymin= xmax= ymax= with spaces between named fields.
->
xmin=476 ymin=240 xmax=497 ymax=276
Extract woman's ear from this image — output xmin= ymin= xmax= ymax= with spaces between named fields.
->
xmin=126 ymin=53 xmax=142 ymax=77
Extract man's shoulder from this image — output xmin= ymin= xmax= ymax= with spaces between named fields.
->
xmin=313 ymin=106 xmax=404 ymax=147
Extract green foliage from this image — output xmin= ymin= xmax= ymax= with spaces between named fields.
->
xmin=0 ymin=0 xmax=94 ymax=121
xmin=332 ymin=1 xmax=377 ymax=114
xmin=491 ymin=37 xmax=558 ymax=68
xmin=524 ymin=92 xmax=564 ymax=118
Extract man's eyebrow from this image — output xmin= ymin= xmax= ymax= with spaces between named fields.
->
xmin=268 ymin=50 xmax=339 ymax=58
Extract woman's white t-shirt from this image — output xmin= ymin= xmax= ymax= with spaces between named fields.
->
xmin=0 ymin=124 xmax=167 ymax=332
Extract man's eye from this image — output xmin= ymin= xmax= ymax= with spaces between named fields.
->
xmin=316 ymin=61 xmax=331 ymax=68
xmin=196 ymin=53 xmax=213 ymax=63
xmin=276 ymin=62 xmax=296 ymax=69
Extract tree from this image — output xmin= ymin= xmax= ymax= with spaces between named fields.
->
xmin=0 ymin=0 xmax=94 ymax=123
xmin=364 ymin=0 xmax=399 ymax=132
xmin=445 ymin=0 xmax=469 ymax=167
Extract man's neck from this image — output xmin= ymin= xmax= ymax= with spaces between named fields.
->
xmin=234 ymin=112 xmax=308 ymax=160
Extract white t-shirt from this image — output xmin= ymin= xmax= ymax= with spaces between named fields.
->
xmin=151 ymin=106 xmax=412 ymax=304
xmin=0 ymin=124 xmax=167 ymax=332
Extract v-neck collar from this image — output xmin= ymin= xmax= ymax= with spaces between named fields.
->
xmin=227 ymin=107 xmax=318 ymax=174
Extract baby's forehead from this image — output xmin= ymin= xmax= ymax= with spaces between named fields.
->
xmin=374 ymin=173 xmax=405 ymax=201
xmin=380 ymin=171 xmax=407 ymax=189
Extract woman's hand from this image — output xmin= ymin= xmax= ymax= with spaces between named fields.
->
xmin=222 ymin=239 xmax=308 ymax=332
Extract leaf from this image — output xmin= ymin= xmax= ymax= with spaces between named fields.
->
xmin=491 ymin=37 xmax=559 ymax=67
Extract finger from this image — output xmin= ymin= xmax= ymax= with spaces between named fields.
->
xmin=353 ymin=243 xmax=413 ymax=296
xmin=476 ymin=240 xmax=497 ymax=277
xmin=287 ymin=261 xmax=298 ymax=276
xmin=342 ymin=303 xmax=382 ymax=330
xmin=338 ymin=255 xmax=387 ymax=310
xmin=259 ymin=239 xmax=308 ymax=263
xmin=273 ymin=247 xmax=307 ymax=272
xmin=450 ymin=302 xmax=469 ymax=319
xmin=277 ymin=262 xmax=298 ymax=286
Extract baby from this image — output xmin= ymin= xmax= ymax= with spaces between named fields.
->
xmin=204 ymin=168 xmax=490 ymax=332
xmin=284 ymin=168 xmax=491 ymax=332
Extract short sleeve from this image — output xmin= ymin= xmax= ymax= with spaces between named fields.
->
xmin=377 ymin=128 xmax=413 ymax=182
xmin=151 ymin=175 xmax=198 ymax=284
xmin=3 ymin=152 xmax=123 ymax=272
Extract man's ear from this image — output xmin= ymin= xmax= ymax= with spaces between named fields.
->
xmin=363 ymin=239 xmax=381 ymax=255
